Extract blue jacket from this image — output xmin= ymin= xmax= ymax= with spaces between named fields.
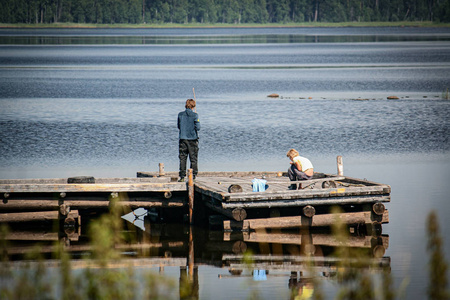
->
xmin=178 ymin=109 xmax=200 ymax=140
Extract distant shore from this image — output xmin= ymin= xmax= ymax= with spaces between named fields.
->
xmin=1 ymin=21 xmax=450 ymax=29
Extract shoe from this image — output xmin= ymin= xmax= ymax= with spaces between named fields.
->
xmin=288 ymin=184 xmax=297 ymax=190
xmin=178 ymin=178 xmax=185 ymax=182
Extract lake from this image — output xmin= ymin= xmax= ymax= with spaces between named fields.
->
xmin=0 ymin=27 xmax=449 ymax=299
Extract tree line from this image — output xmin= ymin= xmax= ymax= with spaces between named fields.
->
xmin=2 ymin=0 xmax=450 ymax=25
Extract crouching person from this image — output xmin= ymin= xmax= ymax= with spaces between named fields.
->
xmin=286 ymin=148 xmax=314 ymax=190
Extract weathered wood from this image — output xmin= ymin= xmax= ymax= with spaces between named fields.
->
xmin=138 ymin=171 xmax=284 ymax=178
xmin=223 ymin=185 xmax=390 ymax=202
xmin=302 ymin=205 xmax=315 ymax=218
xmin=0 ymin=210 xmax=80 ymax=223
xmin=6 ymin=230 xmax=80 ymax=242
xmin=159 ymin=163 xmax=165 ymax=176
xmin=0 ymin=177 xmax=175 ymax=185
xmin=204 ymin=200 xmax=247 ymax=222
xmin=223 ymin=210 xmax=389 ymax=231
xmin=224 ymin=220 xmax=249 ymax=232
xmin=4 ymin=257 xmax=188 ymax=269
xmin=59 ymin=204 xmax=69 ymax=216
xmin=372 ymin=202 xmax=385 ymax=215
xmin=222 ymin=254 xmax=391 ymax=270
xmin=337 ymin=155 xmax=344 ymax=176
xmin=193 ymin=174 xmax=390 ymax=206
xmin=216 ymin=176 xmax=345 ymax=186
xmin=0 ymin=171 xmax=390 ymax=230
xmin=244 ymin=231 xmax=389 ymax=250
xmin=231 ymin=207 xmax=247 ymax=221
xmin=0 ymin=182 xmax=187 ymax=193
xmin=321 ymin=180 xmax=337 ymax=188
xmin=67 ymin=176 xmax=95 ymax=184
xmin=220 ymin=195 xmax=391 ymax=209
xmin=0 ymin=199 xmax=185 ymax=210
xmin=188 ymin=169 xmax=194 ymax=225
xmin=228 ymin=184 xmax=243 ymax=193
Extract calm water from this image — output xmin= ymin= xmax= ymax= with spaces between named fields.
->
xmin=0 ymin=27 xmax=449 ymax=299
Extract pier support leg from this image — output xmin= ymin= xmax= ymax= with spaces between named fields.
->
xmin=188 ymin=169 xmax=194 ymax=225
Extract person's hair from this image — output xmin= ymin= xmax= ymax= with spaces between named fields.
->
xmin=185 ymin=99 xmax=196 ymax=109
xmin=286 ymin=148 xmax=299 ymax=159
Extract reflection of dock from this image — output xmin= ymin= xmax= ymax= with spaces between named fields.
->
xmin=240 ymin=231 xmax=389 ymax=254
xmin=1 ymin=223 xmax=391 ymax=299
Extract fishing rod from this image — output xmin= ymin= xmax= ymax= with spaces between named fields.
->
xmin=192 ymin=87 xmax=197 ymax=112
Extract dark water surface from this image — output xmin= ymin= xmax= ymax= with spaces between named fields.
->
xmin=0 ymin=27 xmax=449 ymax=299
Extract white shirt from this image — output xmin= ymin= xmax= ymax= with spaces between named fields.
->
xmin=293 ymin=155 xmax=313 ymax=171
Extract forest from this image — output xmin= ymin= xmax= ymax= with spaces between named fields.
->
xmin=1 ymin=0 xmax=450 ymax=25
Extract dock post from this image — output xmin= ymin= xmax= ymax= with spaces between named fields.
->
xmin=159 ymin=163 xmax=165 ymax=176
xmin=337 ymin=156 xmax=344 ymax=176
xmin=188 ymin=225 xmax=194 ymax=280
xmin=188 ymin=169 xmax=194 ymax=224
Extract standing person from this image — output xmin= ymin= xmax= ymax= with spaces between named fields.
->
xmin=178 ymin=99 xmax=200 ymax=182
xmin=286 ymin=148 xmax=314 ymax=190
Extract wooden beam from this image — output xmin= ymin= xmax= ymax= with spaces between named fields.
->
xmin=0 ymin=199 xmax=185 ymax=211
xmin=6 ymin=230 xmax=80 ymax=242
xmin=216 ymin=176 xmax=345 ymax=185
xmin=221 ymin=254 xmax=391 ymax=270
xmin=221 ymin=195 xmax=391 ymax=209
xmin=138 ymin=171 xmax=285 ymax=178
xmin=243 ymin=231 xmax=389 ymax=250
xmin=223 ymin=186 xmax=390 ymax=202
xmin=0 ymin=182 xmax=186 ymax=193
xmin=204 ymin=199 xmax=247 ymax=222
xmin=223 ymin=210 xmax=389 ymax=231
xmin=0 ymin=210 xmax=80 ymax=223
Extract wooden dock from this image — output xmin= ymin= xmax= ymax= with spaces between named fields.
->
xmin=0 ymin=175 xmax=187 ymax=225
xmin=0 ymin=166 xmax=390 ymax=230
xmin=139 ymin=169 xmax=390 ymax=231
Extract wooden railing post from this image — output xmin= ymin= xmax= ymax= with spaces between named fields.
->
xmin=159 ymin=163 xmax=165 ymax=177
xmin=188 ymin=169 xmax=194 ymax=224
xmin=337 ymin=155 xmax=344 ymax=176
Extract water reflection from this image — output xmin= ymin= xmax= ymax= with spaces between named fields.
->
xmin=1 ymin=218 xmax=390 ymax=299
xmin=2 ymin=34 xmax=449 ymax=45
xmin=121 ymin=207 xmax=148 ymax=231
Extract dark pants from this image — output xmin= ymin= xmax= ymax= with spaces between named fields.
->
xmin=288 ymin=164 xmax=312 ymax=181
xmin=179 ymin=139 xmax=199 ymax=178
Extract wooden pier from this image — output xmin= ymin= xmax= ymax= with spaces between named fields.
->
xmin=0 ymin=175 xmax=187 ymax=225
xmin=0 ymin=162 xmax=390 ymax=230
xmin=138 ymin=166 xmax=390 ymax=231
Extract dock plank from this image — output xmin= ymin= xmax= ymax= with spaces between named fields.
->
xmin=0 ymin=182 xmax=186 ymax=193
xmin=221 ymin=195 xmax=391 ymax=209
